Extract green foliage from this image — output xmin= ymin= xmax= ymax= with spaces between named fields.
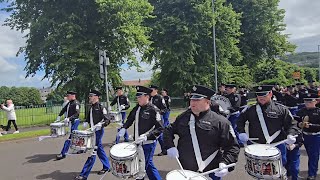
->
xmin=0 ymin=86 xmax=42 ymax=105
xmin=226 ymin=0 xmax=296 ymax=66
xmin=146 ymin=0 xmax=242 ymax=96
xmin=1 ymin=0 xmax=153 ymax=101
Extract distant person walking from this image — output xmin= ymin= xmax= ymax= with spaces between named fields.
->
xmin=0 ymin=99 xmax=19 ymax=135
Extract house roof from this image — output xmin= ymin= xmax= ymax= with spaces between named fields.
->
xmin=123 ymin=79 xmax=151 ymax=86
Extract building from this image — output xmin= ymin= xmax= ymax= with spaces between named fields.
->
xmin=38 ymin=87 xmax=53 ymax=102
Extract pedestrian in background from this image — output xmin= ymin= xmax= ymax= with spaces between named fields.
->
xmin=0 ymin=99 xmax=19 ymax=135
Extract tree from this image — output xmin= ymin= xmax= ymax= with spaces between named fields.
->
xmin=226 ymin=0 xmax=296 ymax=66
xmin=145 ymin=0 xmax=242 ymax=96
xmin=1 ymin=0 xmax=153 ymax=101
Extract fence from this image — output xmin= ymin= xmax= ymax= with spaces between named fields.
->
xmin=0 ymin=97 xmax=192 ymax=128
xmin=0 ymin=104 xmax=86 ymax=128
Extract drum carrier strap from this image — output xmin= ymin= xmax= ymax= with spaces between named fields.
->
xmin=189 ymin=114 xmax=218 ymax=172
xmin=256 ymin=105 xmax=281 ymax=144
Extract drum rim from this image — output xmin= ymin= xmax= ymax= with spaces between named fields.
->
xmin=166 ymin=169 xmax=208 ymax=180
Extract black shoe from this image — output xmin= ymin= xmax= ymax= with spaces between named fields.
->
xmin=97 ymin=168 xmax=110 ymax=175
xmin=56 ymin=154 xmax=66 ymax=160
xmin=75 ymin=175 xmax=87 ymax=180
xmin=307 ymin=176 xmax=316 ymax=180
xmin=156 ymin=151 xmax=167 ymax=156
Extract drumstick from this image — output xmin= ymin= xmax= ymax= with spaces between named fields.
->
xmin=266 ymin=135 xmax=298 ymax=150
xmin=248 ymin=138 xmax=259 ymax=141
xmin=188 ymin=163 xmax=236 ymax=179
xmin=175 ymin=157 xmax=188 ymax=178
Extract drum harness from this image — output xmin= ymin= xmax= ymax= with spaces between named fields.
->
xmin=189 ymin=114 xmax=218 ymax=173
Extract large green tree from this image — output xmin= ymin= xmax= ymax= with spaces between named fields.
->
xmin=226 ymin=0 xmax=296 ymax=66
xmin=146 ymin=0 xmax=242 ymax=95
xmin=1 ymin=0 xmax=153 ymax=101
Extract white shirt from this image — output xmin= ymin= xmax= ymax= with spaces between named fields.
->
xmin=1 ymin=104 xmax=17 ymax=120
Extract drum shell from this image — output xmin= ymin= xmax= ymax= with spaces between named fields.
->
xmin=110 ymin=143 xmax=139 ymax=178
xmin=244 ymin=145 xmax=282 ymax=179
xmin=70 ymin=130 xmax=94 ymax=151
xmin=110 ymin=111 xmax=122 ymax=123
xmin=50 ymin=123 xmax=66 ymax=136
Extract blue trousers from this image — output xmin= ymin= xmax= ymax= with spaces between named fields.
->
xmin=115 ymin=112 xmax=129 ymax=143
xmin=228 ymin=113 xmax=243 ymax=145
xmin=303 ymin=134 xmax=320 ymax=177
xmin=286 ymin=146 xmax=300 ymax=180
xmin=143 ymin=142 xmax=162 ymax=180
xmin=277 ymin=143 xmax=287 ymax=166
xmin=289 ymin=107 xmax=298 ymax=116
xmin=61 ymin=119 xmax=80 ymax=156
xmin=209 ymin=173 xmax=221 ymax=180
xmin=158 ymin=111 xmax=170 ymax=153
xmin=297 ymin=103 xmax=305 ymax=110
xmin=80 ymin=128 xmax=111 ymax=178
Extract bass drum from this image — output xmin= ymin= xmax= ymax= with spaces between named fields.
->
xmin=211 ymin=95 xmax=232 ymax=117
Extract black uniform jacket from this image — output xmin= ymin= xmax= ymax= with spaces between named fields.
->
xmin=59 ymin=100 xmax=80 ymax=123
xmin=295 ymin=107 xmax=320 ymax=133
xmin=224 ymin=93 xmax=241 ymax=113
xmin=237 ymin=101 xmax=300 ymax=144
xmin=164 ymin=109 xmax=240 ymax=172
xmin=85 ymin=102 xmax=111 ymax=126
xmin=123 ymin=102 xmax=164 ymax=141
xmin=110 ymin=95 xmax=130 ymax=110
xmin=150 ymin=94 xmax=167 ymax=114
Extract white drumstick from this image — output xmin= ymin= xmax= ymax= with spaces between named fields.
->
xmin=188 ymin=163 xmax=236 ymax=179
xmin=266 ymin=135 xmax=298 ymax=150
xmin=248 ymin=138 xmax=259 ymax=141
xmin=176 ymin=157 xmax=188 ymax=178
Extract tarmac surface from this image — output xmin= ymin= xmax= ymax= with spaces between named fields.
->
xmin=0 ymin=125 xmax=317 ymax=180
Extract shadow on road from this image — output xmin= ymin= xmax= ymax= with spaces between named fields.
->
xmin=102 ymin=142 xmax=114 ymax=148
xmin=36 ymin=170 xmax=78 ymax=180
xmin=158 ymin=170 xmax=171 ymax=178
xmin=24 ymin=154 xmax=57 ymax=164
xmin=299 ymin=170 xmax=320 ymax=180
xmin=299 ymin=149 xmax=308 ymax=156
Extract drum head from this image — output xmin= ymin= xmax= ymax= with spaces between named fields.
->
xmin=110 ymin=143 xmax=136 ymax=158
xmin=73 ymin=130 xmax=93 ymax=135
xmin=245 ymin=144 xmax=279 ymax=157
xmin=211 ymin=95 xmax=232 ymax=112
xmin=166 ymin=170 xmax=207 ymax=180
xmin=50 ymin=122 xmax=64 ymax=127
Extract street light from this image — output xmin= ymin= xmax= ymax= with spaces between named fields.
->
xmin=212 ymin=0 xmax=218 ymax=92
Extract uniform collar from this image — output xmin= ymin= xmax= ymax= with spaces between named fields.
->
xmin=192 ymin=109 xmax=210 ymax=119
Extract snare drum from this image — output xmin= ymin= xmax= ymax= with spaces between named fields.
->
xmin=110 ymin=111 xmax=122 ymax=123
xmin=110 ymin=142 xmax=139 ymax=178
xmin=244 ymin=144 xmax=283 ymax=179
xmin=166 ymin=170 xmax=208 ymax=180
xmin=50 ymin=122 xmax=66 ymax=136
xmin=70 ymin=130 xmax=94 ymax=152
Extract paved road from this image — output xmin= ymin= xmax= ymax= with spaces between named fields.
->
xmin=0 ymin=126 xmax=317 ymax=180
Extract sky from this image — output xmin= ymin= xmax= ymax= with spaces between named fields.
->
xmin=0 ymin=1 xmax=319 ymax=88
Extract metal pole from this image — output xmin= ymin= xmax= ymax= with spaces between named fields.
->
xmin=212 ymin=0 xmax=218 ymax=92
xmin=318 ymin=45 xmax=320 ymax=82
xmin=104 ymin=57 xmax=110 ymax=112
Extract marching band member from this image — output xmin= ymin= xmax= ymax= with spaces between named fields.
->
xmin=237 ymin=85 xmax=300 ymax=167
xmin=238 ymin=86 xmax=248 ymax=113
xmin=56 ymin=91 xmax=81 ymax=160
xmin=164 ymin=85 xmax=240 ymax=180
xmin=283 ymin=85 xmax=299 ymax=115
xmin=295 ymin=96 xmax=320 ymax=180
xmin=224 ymin=83 xmax=243 ymax=146
xmin=75 ymin=90 xmax=112 ymax=180
xmin=111 ymin=86 xmax=130 ymax=144
xmin=149 ymin=85 xmax=168 ymax=156
xmin=118 ymin=86 xmax=164 ymax=180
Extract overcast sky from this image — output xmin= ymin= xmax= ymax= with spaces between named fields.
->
xmin=0 ymin=0 xmax=319 ymax=87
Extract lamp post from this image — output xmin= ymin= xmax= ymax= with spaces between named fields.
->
xmin=212 ymin=0 xmax=218 ymax=92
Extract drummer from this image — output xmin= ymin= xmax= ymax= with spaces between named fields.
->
xmin=164 ymin=85 xmax=240 ymax=180
xmin=110 ymin=86 xmax=130 ymax=144
xmin=223 ymin=83 xmax=243 ymax=146
xmin=237 ymin=85 xmax=300 ymax=167
xmin=75 ymin=90 xmax=112 ymax=180
xmin=294 ymin=96 xmax=320 ymax=180
xmin=55 ymin=91 xmax=81 ymax=160
xmin=117 ymin=85 xmax=164 ymax=180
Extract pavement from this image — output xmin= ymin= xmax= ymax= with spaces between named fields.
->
xmin=0 ymin=124 xmax=318 ymax=180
